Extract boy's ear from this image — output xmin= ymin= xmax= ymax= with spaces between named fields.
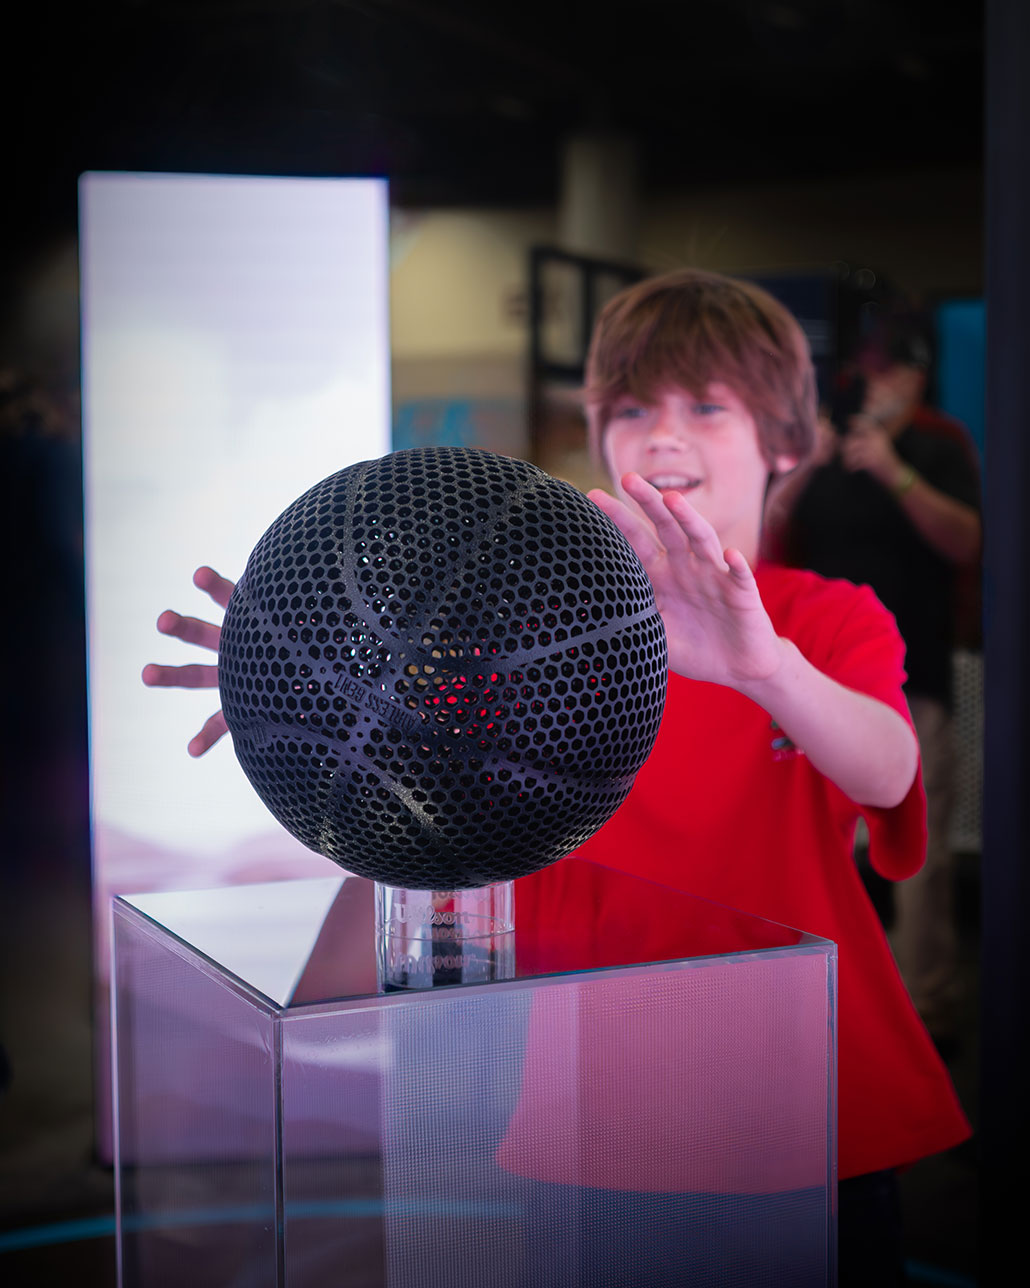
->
xmin=770 ymin=453 xmax=800 ymax=476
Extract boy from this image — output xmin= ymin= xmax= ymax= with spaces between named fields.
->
xmin=146 ymin=267 xmax=970 ymax=1284
xmin=573 ymin=269 xmax=970 ymax=1283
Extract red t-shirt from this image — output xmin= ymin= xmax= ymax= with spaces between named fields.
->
xmin=526 ymin=565 xmax=970 ymax=1181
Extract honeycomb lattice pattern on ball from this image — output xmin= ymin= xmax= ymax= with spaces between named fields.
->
xmin=218 ymin=447 xmax=667 ymax=888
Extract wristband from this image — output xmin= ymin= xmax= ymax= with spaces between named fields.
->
xmin=893 ymin=465 xmax=917 ymax=496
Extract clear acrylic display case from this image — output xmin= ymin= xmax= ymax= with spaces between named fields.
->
xmin=111 ymin=857 xmax=836 ymax=1287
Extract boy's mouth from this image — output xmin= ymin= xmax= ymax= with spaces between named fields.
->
xmin=646 ymin=474 xmax=703 ymax=493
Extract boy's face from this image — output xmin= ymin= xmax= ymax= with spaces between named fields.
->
xmin=602 ymin=382 xmax=796 ymax=561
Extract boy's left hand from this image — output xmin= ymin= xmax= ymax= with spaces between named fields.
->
xmin=589 ymin=474 xmax=785 ymax=690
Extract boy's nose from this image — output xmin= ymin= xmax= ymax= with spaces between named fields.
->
xmin=648 ymin=406 xmax=687 ymax=445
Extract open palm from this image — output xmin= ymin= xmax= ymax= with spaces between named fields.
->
xmin=589 ymin=474 xmax=783 ymax=689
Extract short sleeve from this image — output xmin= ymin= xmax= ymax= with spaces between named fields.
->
xmin=790 ymin=575 xmax=928 ymax=882
xmin=817 ymin=580 xmax=911 ymax=719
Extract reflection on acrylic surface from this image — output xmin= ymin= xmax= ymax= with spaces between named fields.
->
xmin=113 ymin=860 xmax=833 ymax=1287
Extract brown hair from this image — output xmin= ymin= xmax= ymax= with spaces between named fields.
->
xmin=585 ymin=267 xmax=818 ymax=467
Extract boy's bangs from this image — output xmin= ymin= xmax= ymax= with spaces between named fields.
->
xmin=619 ymin=339 xmax=737 ymax=408
xmin=599 ymin=294 xmax=749 ymax=412
xmin=585 ymin=268 xmax=819 ymax=466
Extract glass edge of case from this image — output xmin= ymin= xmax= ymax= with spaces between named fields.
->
xmin=277 ymin=939 xmax=838 ymax=1019
xmin=111 ymin=888 xmax=837 ymax=1019
xmin=111 ymin=895 xmax=285 ymax=1014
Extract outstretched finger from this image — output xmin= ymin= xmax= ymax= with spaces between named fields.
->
xmin=588 ymin=487 xmax=664 ymax=565
xmin=141 ymin=662 xmax=219 ymax=689
xmin=662 ymin=490 xmax=729 ymax=570
xmin=618 ymin=474 xmax=697 ymax=559
xmin=156 ymin=610 xmax=221 ymax=652
xmin=723 ymin=546 xmax=756 ymax=583
xmin=188 ymin=710 xmax=228 ymax=757
xmin=193 ymin=566 xmax=236 ymax=610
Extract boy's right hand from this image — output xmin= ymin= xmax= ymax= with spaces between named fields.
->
xmin=589 ymin=475 xmax=785 ymax=692
xmin=141 ymin=566 xmax=236 ymax=757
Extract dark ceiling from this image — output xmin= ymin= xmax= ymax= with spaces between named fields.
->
xmin=7 ymin=0 xmax=984 ymax=267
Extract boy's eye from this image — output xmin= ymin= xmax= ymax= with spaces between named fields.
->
xmin=693 ymin=402 xmax=724 ymax=416
xmin=611 ymin=403 xmax=648 ymax=420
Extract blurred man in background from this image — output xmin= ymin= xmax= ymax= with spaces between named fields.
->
xmin=766 ymin=309 xmax=982 ymax=1056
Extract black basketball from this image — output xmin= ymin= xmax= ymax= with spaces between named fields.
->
xmin=218 ymin=447 xmax=667 ymax=888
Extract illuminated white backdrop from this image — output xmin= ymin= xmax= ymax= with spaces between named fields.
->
xmin=80 ymin=174 xmax=390 ymax=1125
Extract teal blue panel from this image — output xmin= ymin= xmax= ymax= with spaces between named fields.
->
xmin=935 ymin=299 xmax=985 ymax=462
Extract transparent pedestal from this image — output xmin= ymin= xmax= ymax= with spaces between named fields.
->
xmin=111 ymin=857 xmax=837 ymax=1287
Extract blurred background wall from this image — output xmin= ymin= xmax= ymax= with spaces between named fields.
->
xmin=388 ymin=161 xmax=983 ymax=481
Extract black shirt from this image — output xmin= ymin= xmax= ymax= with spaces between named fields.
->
xmin=786 ymin=422 xmax=981 ymax=706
